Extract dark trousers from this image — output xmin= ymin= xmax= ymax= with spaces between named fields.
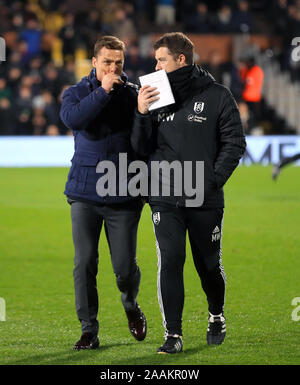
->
xmin=69 ymin=199 xmax=143 ymax=335
xmin=279 ymin=152 xmax=300 ymax=169
xmin=151 ymin=204 xmax=226 ymax=337
xmin=246 ymin=101 xmax=261 ymax=130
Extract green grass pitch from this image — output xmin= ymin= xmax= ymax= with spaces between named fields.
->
xmin=0 ymin=165 xmax=299 ymax=365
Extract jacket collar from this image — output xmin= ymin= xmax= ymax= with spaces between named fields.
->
xmin=191 ymin=65 xmax=215 ymax=85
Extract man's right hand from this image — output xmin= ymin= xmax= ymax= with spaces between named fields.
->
xmin=101 ymin=73 xmax=123 ymax=94
xmin=138 ymin=85 xmax=160 ymax=114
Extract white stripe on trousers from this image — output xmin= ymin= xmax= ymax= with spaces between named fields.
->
xmin=219 ymin=209 xmax=226 ymax=313
xmin=152 ymin=223 xmax=169 ymax=337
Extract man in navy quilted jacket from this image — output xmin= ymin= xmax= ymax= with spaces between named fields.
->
xmin=60 ymin=36 xmax=146 ymax=350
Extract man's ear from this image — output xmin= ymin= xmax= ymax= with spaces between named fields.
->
xmin=178 ymin=54 xmax=187 ymax=67
xmin=92 ymin=56 xmax=97 ymax=68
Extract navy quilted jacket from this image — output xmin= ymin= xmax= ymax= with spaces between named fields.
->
xmin=60 ymin=68 xmax=140 ymax=205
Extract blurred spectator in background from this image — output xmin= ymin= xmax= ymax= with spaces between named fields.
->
xmin=5 ymin=50 xmax=22 ymax=72
xmin=239 ymin=55 xmax=264 ymax=131
xmin=40 ymin=89 xmax=60 ymax=127
xmin=27 ymin=56 xmax=43 ymax=95
xmin=124 ymin=43 xmax=147 ymax=83
xmin=271 ymin=0 xmax=288 ymax=34
xmin=233 ymin=0 xmax=253 ymax=33
xmin=0 ymin=97 xmax=12 ymax=135
xmin=46 ymin=124 xmax=60 ymax=136
xmin=137 ymin=42 xmax=157 ymax=74
xmin=41 ymin=63 xmax=63 ymax=99
xmin=133 ymin=0 xmax=152 ymax=32
xmin=237 ymin=101 xmax=250 ymax=133
xmin=203 ymin=50 xmax=225 ymax=84
xmin=203 ymin=50 xmax=242 ymax=101
xmin=183 ymin=2 xmax=213 ymax=33
xmin=0 ymin=73 xmax=13 ymax=135
xmin=59 ymin=13 xmax=79 ymax=63
xmin=213 ymin=4 xmax=235 ymax=33
xmin=179 ymin=0 xmax=197 ymax=25
xmin=0 ymin=77 xmax=12 ymax=102
xmin=80 ymin=10 xmax=105 ymax=58
xmin=31 ymin=88 xmax=64 ymax=135
xmin=11 ymin=12 xmax=25 ymax=34
xmin=20 ymin=18 xmax=43 ymax=60
xmin=15 ymin=85 xmax=33 ymax=135
xmin=32 ymin=106 xmax=46 ymax=135
xmin=59 ymin=60 xmax=76 ymax=85
xmin=18 ymin=39 xmax=32 ymax=66
xmin=155 ymin=0 xmax=176 ymax=26
xmin=7 ymin=66 xmax=22 ymax=98
xmin=111 ymin=6 xmax=137 ymax=45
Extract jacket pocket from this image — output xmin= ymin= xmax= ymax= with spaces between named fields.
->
xmin=72 ymin=152 xmax=99 ymax=166
xmin=71 ymin=152 xmax=100 ymax=193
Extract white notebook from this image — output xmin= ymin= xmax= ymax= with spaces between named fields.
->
xmin=139 ymin=69 xmax=175 ymax=111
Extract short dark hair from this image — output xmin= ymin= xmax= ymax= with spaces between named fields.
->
xmin=153 ymin=32 xmax=194 ymax=65
xmin=94 ymin=35 xmax=126 ymax=57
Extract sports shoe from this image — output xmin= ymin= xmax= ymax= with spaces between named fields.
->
xmin=207 ymin=313 xmax=226 ymax=345
xmin=125 ymin=303 xmax=147 ymax=341
xmin=157 ymin=335 xmax=183 ymax=354
xmin=73 ymin=332 xmax=99 ymax=351
xmin=272 ymin=164 xmax=280 ymax=181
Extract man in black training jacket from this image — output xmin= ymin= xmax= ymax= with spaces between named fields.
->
xmin=60 ymin=36 xmax=146 ymax=350
xmin=131 ymin=32 xmax=246 ymax=354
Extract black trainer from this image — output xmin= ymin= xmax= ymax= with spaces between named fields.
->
xmin=73 ymin=332 xmax=99 ymax=350
xmin=207 ymin=313 xmax=226 ymax=345
xmin=157 ymin=335 xmax=183 ymax=354
xmin=125 ymin=303 xmax=147 ymax=341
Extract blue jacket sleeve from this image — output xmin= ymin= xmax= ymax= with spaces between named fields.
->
xmin=59 ymin=85 xmax=111 ymax=131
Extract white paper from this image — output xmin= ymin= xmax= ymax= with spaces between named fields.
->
xmin=139 ymin=69 xmax=175 ymax=111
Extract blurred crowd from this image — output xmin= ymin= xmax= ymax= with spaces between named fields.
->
xmin=0 ymin=0 xmax=299 ymax=136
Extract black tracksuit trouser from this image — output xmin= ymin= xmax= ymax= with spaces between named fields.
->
xmin=151 ymin=204 xmax=226 ymax=337
xmin=279 ymin=152 xmax=300 ymax=169
xmin=69 ymin=199 xmax=143 ymax=336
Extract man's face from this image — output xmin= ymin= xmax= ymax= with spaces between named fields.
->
xmin=155 ymin=47 xmax=186 ymax=73
xmin=92 ymin=47 xmax=124 ymax=82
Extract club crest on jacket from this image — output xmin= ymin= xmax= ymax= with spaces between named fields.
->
xmin=152 ymin=212 xmax=160 ymax=225
xmin=194 ymin=102 xmax=204 ymax=114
